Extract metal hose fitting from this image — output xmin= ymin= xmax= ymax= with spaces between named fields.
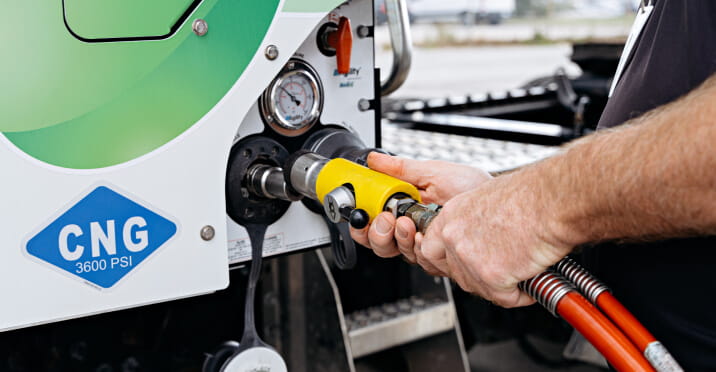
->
xmin=246 ymin=164 xmax=302 ymax=201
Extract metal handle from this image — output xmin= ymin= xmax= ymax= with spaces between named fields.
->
xmin=380 ymin=0 xmax=413 ymax=96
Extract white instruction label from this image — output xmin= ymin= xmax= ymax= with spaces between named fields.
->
xmin=228 ymin=233 xmax=284 ymax=262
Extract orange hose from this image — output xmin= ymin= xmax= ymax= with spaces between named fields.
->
xmin=557 ymin=292 xmax=655 ymax=372
xmin=596 ymin=292 xmax=657 ymax=352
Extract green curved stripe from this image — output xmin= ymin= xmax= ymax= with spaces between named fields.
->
xmin=2 ymin=0 xmax=280 ymax=169
xmin=283 ymin=0 xmax=345 ymax=13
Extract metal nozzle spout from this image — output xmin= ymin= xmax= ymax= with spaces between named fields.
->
xmin=246 ymin=164 xmax=302 ymax=202
xmin=283 ymin=150 xmax=329 ymax=201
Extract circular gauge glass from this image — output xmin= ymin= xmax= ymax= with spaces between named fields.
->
xmin=261 ymin=60 xmax=323 ymax=136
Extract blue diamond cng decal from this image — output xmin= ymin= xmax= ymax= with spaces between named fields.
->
xmin=25 ymin=186 xmax=177 ymax=289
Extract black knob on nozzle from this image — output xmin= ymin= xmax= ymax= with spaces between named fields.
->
xmin=348 ymin=209 xmax=369 ymax=229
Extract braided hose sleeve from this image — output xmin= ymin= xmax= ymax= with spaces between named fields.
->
xmin=557 ymin=292 xmax=655 ymax=372
xmin=555 ymin=257 xmax=684 ymax=372
xmin=520 ymin=271 xmax=653 ymax=372
xmin=555 ymin=257 xmax=657 ymax=348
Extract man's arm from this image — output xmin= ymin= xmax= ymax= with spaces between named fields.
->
xmin=542 ymin=73 xmax=716 ymax=245
xmin=362 ymin=73 xmax=716 ymax=308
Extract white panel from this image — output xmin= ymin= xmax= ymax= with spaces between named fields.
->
xmin=0 ymin=0 xmax=343 ymax=331
xmin=227 ymin=0 xmax=378 ymax=263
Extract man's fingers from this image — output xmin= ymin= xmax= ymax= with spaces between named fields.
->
xmin=414 ymin=234 xmax=447 ymax=276
xmin=395 ymin=217 xmax=417 ymax=262
xmin=415 ymin=256 xmax=445 ymax=276
xmin=444 ymin=247 xmax=481 ymax=292
xmin=367 ymin=152 xmax=427 ymax=186
xmin=445 ymin=247 xmax=537 ymax=308
xmin=367 ymin=213 xmax=401 ymax=258
xmin=510 ymin=291 xmax=537 ymax=308
xmin=415 ymin=233 xmax=450 ymax=275
xmin=420 ymin=235 xmax=447 ymax=263
xmin=490 ymin=289 xmax=537 ymax=309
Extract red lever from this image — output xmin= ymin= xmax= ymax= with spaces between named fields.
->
xmin=326 ymin=17 xmax=353 ymax=74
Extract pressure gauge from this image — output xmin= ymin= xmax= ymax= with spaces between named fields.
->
xmin=261 ymin=60 xmax=323 ymax=136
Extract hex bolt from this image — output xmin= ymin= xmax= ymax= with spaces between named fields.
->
xmin=265 ymin=45 xmax=279 ymax=60
xmin=192 ymin=19 xmax=208 ymax=36
xmin=200 ymin=225 xmax=215 ymax=241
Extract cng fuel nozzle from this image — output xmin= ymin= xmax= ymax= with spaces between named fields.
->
xmin=284 ymin=150 xmax=435 ymax=231
xmin=283 ymin=150 xmax=439 ymax=270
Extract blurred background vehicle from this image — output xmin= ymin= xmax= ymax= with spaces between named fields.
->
xmin=407 ymin=0 xmax=516 ymax=25
xmin=376 ymin=0 xmax=638 ymax=26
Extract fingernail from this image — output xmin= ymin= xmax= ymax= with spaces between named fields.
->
xmin=396 ymin=226 xmax=408 ymax=239
xmin=375 ymin=216 xmax=391 ymax=235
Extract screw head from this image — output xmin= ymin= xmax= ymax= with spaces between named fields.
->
xmin=357 ymin=25 xmax=371 ymax=38
xmin=265 ymin=45 xmax=279 ymax=60
xmin=192 ymin=19 xmax=208 ymax=36
xmin=358 ymin=99 xmax=372 ymax=112
xmin=200 ymin=225 xmax=215 ymax=241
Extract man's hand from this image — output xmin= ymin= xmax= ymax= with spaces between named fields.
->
xmin=418 ymin=171 xmax=572 ymax=308
xmin=349 ymin=152 xmax=570 ymax=307
xmin=349 ymin=152 xmax=492 ymax=275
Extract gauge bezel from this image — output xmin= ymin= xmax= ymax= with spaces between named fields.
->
xmin=260 ymin=59 xmax=324 ymax=137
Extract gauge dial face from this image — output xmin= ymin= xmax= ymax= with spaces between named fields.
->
xmin=275 ymin=72 xmax=315 ymax=127
xmin=262 ymin=60 xmax=323 ymax=136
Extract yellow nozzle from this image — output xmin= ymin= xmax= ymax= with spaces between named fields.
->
xmin=315 ymin=158 xmax=421 ymax=222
